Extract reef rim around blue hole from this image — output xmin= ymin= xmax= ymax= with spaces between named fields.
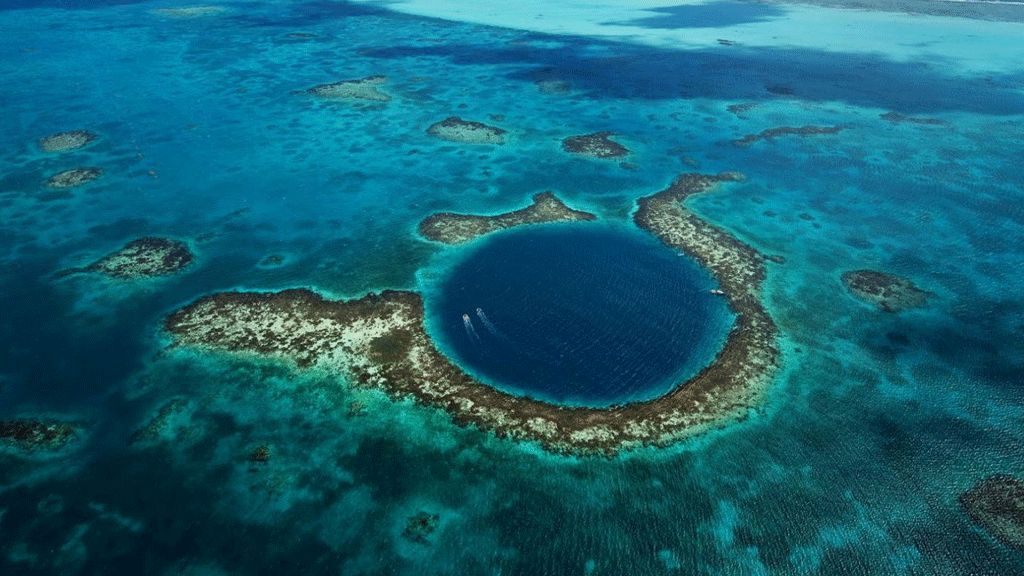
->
xmin=423 ymin=224 xmax=735 ymax=408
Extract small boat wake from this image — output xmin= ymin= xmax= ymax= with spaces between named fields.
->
xmin=475 ymin=307 xmax=502 ymax=337
xmin=462 ymin=313 xmax=481 ymax=342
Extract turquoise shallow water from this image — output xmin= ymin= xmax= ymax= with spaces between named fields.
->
xmin=1 ymin=0 xmax=1023 ymax=574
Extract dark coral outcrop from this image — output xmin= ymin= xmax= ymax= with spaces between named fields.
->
xmin=734 ymin=125 xmax=846 ymax=147
xmin=562 ymin=132 xmax=629 ymax=158
xmin=842 ymin=269 xmax=930 ymax=312
xmin=60 ymin=237 xmax=194 ymax=280
xmin=0 ymin=419 xmax=79 ymax=451
xmin=960 ymin=475 xmax=1024 ymax=549
xmin=307 ymin=76 xmax=391 ymax=102
xmin=46 ymin=167 xmax=103 ymax=188
xmin=38 ymin=130 xmax=97 ymax=152
xmin=419 ymin=192 xmax=596 ymax=244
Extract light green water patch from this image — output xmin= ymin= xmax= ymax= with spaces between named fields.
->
xmin=349 ymin=0 xmax=1024 ymax=74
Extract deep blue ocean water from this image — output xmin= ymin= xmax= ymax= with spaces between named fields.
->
xmin=1 ymin=0 xmax=1023 ymax=574
xmin=425 ymin=225 xmax=732 ymax=407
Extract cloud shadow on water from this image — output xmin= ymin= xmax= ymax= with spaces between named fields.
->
xmin=360 ymin=36 xmax=1024 ymax=115
xmin=607 ymin=1 xmax=786 ymax=29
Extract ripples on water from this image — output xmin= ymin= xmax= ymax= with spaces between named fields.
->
xmin=0 ymin=0 xmax=1022 ymax=574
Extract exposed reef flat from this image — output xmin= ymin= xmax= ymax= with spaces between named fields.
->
xmin=734 ymin=125 xmax=846 ymax=147
xmin=562 ymin=132 xmax=629 ymax=159
xmin=45 ymin=167 xmax=102 ymax=188
xmin=842 ymin=269 xmax=930 ymax=312
xmin=880 ymin=111 xmax=946 ymax=126
xmin=960 ymin=475 xmax=1024 ymax=549
xmin=0 ymin=419 xmax=79 ymax=452
xmin=62 ymin=237 xmax=194 ymax=280
xmin=427 ymin=117 xmax=506 ymax=144
xmin=630 ymin=173 xmax=780 ymax=438
xmin=418 ymin=192 xmax=596 ymax=244
xmin=307 ymin=76 xmax=391 ymax=102
xmin=38 ymin=130 xmax=97 ymax=152
xmin=165 ymin=174 xmax=778 ymax=454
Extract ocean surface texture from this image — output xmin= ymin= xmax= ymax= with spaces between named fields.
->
xmin=1 ymin=0 xmax=1023 ymax=574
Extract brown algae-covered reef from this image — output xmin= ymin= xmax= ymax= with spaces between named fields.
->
xmin=45 ymin=167 xmax=103 ymax=188
xmin=880 ymin=112 xmax=946 ymax=126
xmin=418 ymin=192 xmax=596 ymax=244
xmin=165 ymin=174 xmax=779 ymax=454
xmin=130 ymin=398 xmax=191 ymax=444
xmin=62 ymin=237 xmax=194 ymax=279
xmin=842 ymin=269 xmax=930 ymax=312
xmin=562 ymin=132 xmax=629 ymax=158
xmin=38 ymin=130 xmax=97 ymax=152
xmin=960 ymin=475 xmax=1024 ymax=549
xmin=426 ymin=117 xmax=506 ymax=144
xmin=726 ymin=102 xmax=759 ymax=118
xmin=733 ymin=125 xmax=847 ymax=147
xmin=0 ymin=419 xmax=79 ymax=452
xmin=307 ymin=76 xmax=391 ymax=102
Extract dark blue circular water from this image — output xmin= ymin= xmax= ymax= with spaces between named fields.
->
xmin=425 ymin=225 xmax=734 ymax=407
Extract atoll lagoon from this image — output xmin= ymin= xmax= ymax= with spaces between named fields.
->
xmin=2 ymin=0 xmax=1023 ymax=573
xmin=164 ymin=175 xmax=776 ymax=453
